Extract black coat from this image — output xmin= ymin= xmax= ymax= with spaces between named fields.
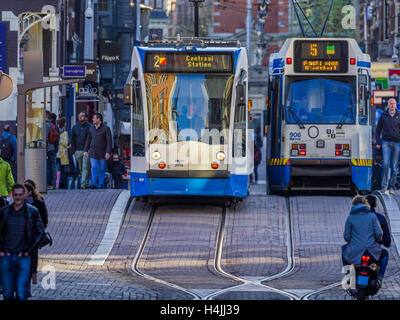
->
xmin=108 ymin=160 xmax=127 ymax=178
xmin=30 ymin=198 xmax=49 ymax=229
xmin=84 ymin=123 xmax=113 ymax=159
xmin=0 ymin=203 xmax=45 ymax=255
xmin=375 ymin=110 xmax=400 ymax=144
xmin=71 ymin=121 xmax=93 ymax=153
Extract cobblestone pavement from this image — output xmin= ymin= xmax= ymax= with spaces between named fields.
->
xmin=137 ymin=205 xmax=238 ymax=294
xmin=27 ymin=189 xmax=400 ymax=300
xmin=221 ymin=195 xmax=287 ymax=277
xmin=31 ymin=190 xmax=190 ymax=300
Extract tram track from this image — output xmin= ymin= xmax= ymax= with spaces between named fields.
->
xmin=130 ymin=194 xmax=381 ymax=300
xmin=204 ymin=198 xmax=297 ymax=300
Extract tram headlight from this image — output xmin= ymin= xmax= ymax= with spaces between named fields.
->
xmin=216 ymin=151 xmax=225 ymax=161
xmin=290 ymin=149 xmax=299 ymax=157
xmin=152 ymin=151 xmax=161 ymax=160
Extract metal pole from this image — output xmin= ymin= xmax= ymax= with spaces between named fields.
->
xmin=194 ymin=2 xmax=199 ymax=37
xmin=364 ymin=3 xmax=368 ymax=54
xmin=247 ymin=0 xmax=252 ymax=65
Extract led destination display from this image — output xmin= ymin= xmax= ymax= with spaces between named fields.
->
xmin=145 ymin=52 xmax=233 ymax=73
xmin=293 ymin=40 xmax=349 ymax=73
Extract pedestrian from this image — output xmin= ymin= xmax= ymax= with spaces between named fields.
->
xmin=24 ymin=179 xmax=45 ymax=202
xmin=24 ymin=183 xmax=48 ymax=290
xmin=57 ymin=117 xmax=69 ymax=189
xmin=108 ymin=154 xmax=127 ymax=189
xmin=341 ymin=196 xmax=385 ymax=287
xmin=71 ymin=111 xmax=92 ymax=189
xmin=46 ymin=111 xmax=59 ymax=190
xmin=253 ymin=142 xmax=261 ymax=182
xmin=0 ymin=184 xmax=45 ymax=300
xmin=84 ymin=113 xmax=112 ymax=189
xmin=253 ymin=129 xmax=263 ymax=183
xmin=0 ymin=153 xmax=14 ymax=198
xmin=365 ymin=194 xmax=390 ymax=286
xmin=0 ymin=125 xmax=17 ymax=181
xmin=375 ymin=98 xmax=400 ymax=195
xmin=66 ymin=149 xmax=80 ymax=189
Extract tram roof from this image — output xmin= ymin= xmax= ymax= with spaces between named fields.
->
xmin=140 ymin=37 xmax=243 ymax=50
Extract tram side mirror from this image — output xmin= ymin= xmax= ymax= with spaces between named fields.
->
xmin=124 ymin=81 xmax=141 ymax=105
xmin=124 ymin=84 xmax=133 ymax=105
xmin=236 ymin=84 xmax=246 ymax=107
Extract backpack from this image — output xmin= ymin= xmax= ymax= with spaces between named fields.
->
xmin=48 ymin=123 xmax=60 ymax=144
xmin=0 ymin=135 xmax=13 ymax=160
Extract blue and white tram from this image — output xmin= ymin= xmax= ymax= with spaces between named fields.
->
xmin=267 ymin=38 xmax=372 ymax=191
xmin=124 ymin=39 xmax=251 ymax=199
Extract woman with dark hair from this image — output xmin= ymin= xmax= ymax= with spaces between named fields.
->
xmin=24 ymin=183 xmax=48 ymax=288
xmin=24 ymin=179 xmax=44 ymax=201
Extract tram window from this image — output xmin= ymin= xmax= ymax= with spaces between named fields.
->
xmin=131 ymin=81 xmax=145 ymax=157
xmin=358 ymin=71 xmax=370 ymax=125
xmin=233 ymin=83 xmax=247 ymax=157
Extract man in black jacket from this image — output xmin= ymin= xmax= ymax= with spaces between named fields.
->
xmin=84 ymin=113 xmax=113 ymax=189
xmin=376 ymin=98 xmax=400 ymax=194
xmin=0 ymin=184 xmax=45 ymax=300
xmin=71 ymin=111 xmax=93 ymax=189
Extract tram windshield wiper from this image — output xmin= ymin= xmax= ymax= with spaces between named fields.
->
xmin=288 ymin=106 xmax=305 ymax=129
xmin=336 ymin=105 xmax=353 ymax=129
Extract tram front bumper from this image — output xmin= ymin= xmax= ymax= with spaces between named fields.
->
xmin=290 ymin=159 xmax=352 ymax=176
xmin=267 ymin=158 xmax=372 ymax=191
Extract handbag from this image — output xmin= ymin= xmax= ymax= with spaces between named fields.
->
xmin=39 ymin=232 xmax=53 ymax=249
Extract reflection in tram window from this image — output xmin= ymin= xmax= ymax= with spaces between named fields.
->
xmin=145 ymin=73 xmax=233 ymax=144
xmin=285 ymin=77 xmax=356 ymax=124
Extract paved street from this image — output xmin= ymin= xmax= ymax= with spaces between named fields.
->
xmin=24 ymin=188 xmax=400 ymax=300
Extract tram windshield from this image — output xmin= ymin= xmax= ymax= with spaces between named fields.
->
xmin=145 ymin=73 xmax=234 ymax=144
xmin=285 ymin=77 xmax=356 ymax=124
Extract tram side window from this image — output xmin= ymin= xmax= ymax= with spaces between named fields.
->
xmin=233 ymin=83 xmax=247 ymax=157
xmin=358 ymin=73 xmax=370 ymax=125
xmin=132 ymin=81 xmax=145 ymax=156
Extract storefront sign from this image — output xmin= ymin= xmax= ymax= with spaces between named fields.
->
xmin=388 ymin=68 xmax=400 ymax=86
xmin=63 ymin=65 xmax=86 ymax=78
xmin=0 ymin=23 xmax=7 ymax=73
xmin=99 ymin=39 xmax=122 ymax=64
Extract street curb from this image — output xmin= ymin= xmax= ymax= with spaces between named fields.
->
xmin=88 ymin=190 xmax=134 ymax=266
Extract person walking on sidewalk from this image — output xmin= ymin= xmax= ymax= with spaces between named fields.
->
xmin=24 ymin=183 xmax=48 ymax=292
xmin=71 ymin=111 xmax=92 ymax=189
xmin=57 ymin=117 xmax=69 ymax=189
xmin=108 ymin=154 xmax=127 ymax=189
xmin=84 ymin=113 xmax=112 ymax=189
xmin=0 ymin=184 xmax=45 ymax=300
xmin=46 ymin=111 xmax=60 ymax=190
xmin=375 ymin=98 xmax=400 ymax=195
xmin=0 ymin=125 xmax=17 ymax=181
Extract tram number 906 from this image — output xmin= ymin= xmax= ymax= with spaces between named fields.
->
xmin=290 ymin=132 xmax=301 ymax=141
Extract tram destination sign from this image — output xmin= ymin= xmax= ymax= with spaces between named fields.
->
xmin=145 ymin=52 xmax=233 ymax=73
xmin=293 ymin=40 xmax=349 ymax=73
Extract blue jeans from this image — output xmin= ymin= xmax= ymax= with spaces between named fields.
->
xmin=0 ymin=254 xmax=31 ymax=300
xmin=90 ymin=158 xmax=107 ymax=188
xmin=47 ymin=150 xmax=57 ymax=187
xmin=381 ymin=140 xmax=400 ymax=190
